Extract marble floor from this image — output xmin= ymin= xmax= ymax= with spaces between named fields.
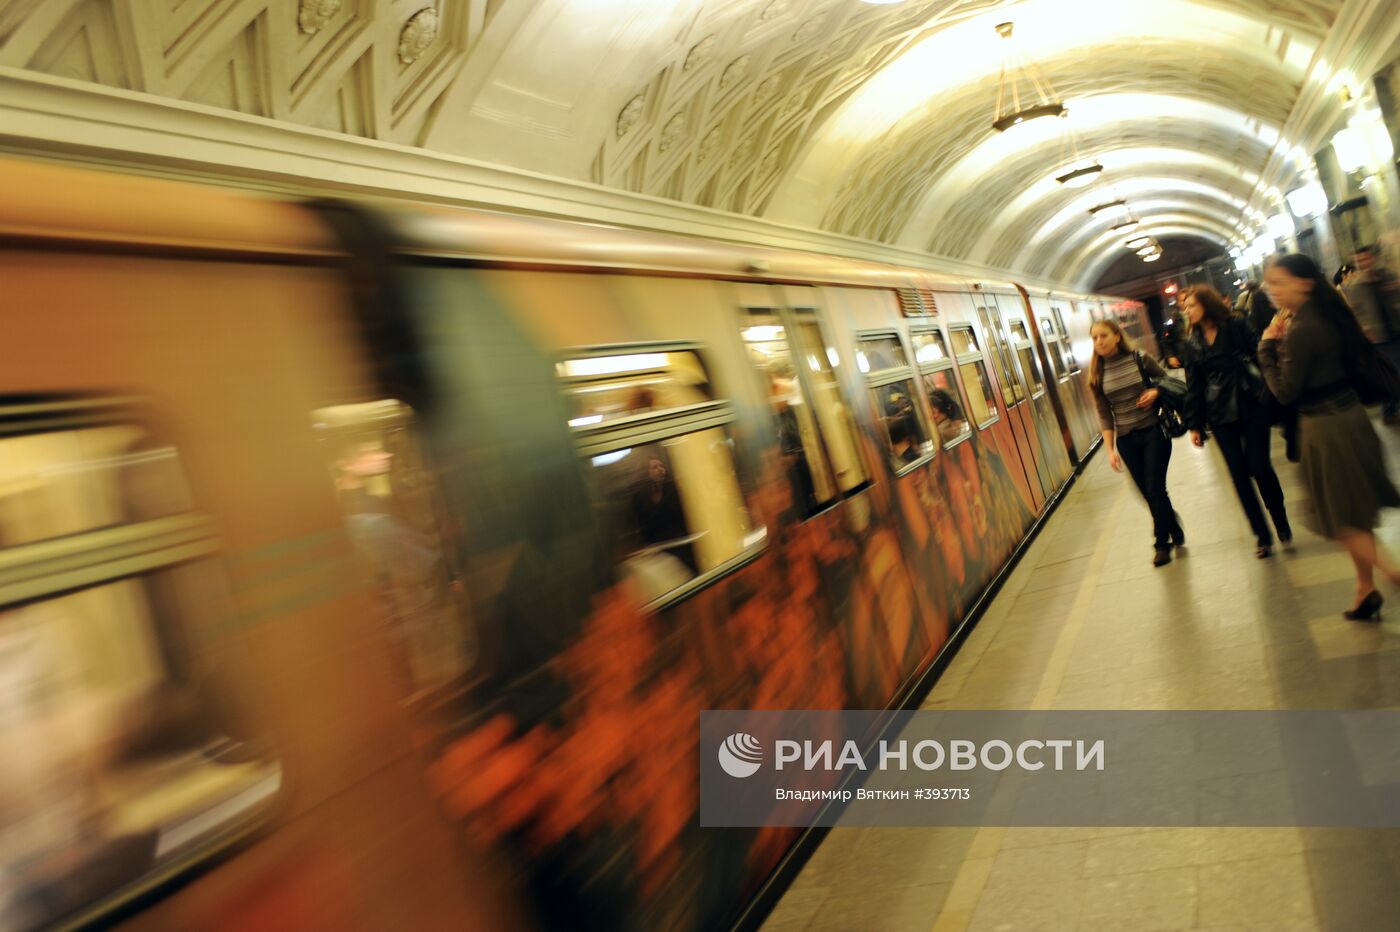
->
xmin=760 ymin=426 xmax=1400 ymax=932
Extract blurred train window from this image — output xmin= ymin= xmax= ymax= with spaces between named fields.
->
xmin=0 ymin=425 xmax=192 ymax=546
xmin=788 ymin=310 xmax=870 ymax=495
xmin=0 ymin=403 xmax=281 ymax=931
xmin=911 ymin=328 xmax=973 ymax=447
xmin=739 ymin=307 xmax=868 ymax=514
xmin=857 ymin=332 xmax=934 ymax=475
xmin=1039 ymin=319 xmax=1068 ymax=380
xmin=949 ymin=325 xmax=1000 ymax=429
xmin=740 ymin=312 xmax=839 ymax=515
xmin=976 ymin=304 xmax=1025 ymax=407
xmin=921 ymin=369 xmax=974 ymax=446
xmin=854 ymin=335 xmax=905 ymax=374
xmin=1052 ymin=306 xmax=1079 ymax=373
xmin=1009 ymin=322 xmax=1046 ymax=397
xmin=557 ymin=350 xmax=716 ymax=428
xmin=564 ymin=346 xmax=765 ymax=606
xmin=910 ymin=331 xmax=950 ymax=365
xmin=312 ymin=400 xmax=473 ymax=701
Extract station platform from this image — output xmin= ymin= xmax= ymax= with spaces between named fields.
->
xmin=761 ymin=431 xmax=1400 ymax=932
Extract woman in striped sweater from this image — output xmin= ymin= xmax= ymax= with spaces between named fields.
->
xmin=1091 ymin=319 xmax=1185 ymax=567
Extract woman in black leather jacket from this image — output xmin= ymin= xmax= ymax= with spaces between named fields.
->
xmin=1182 ymin=285 xmax=1292 ymax=557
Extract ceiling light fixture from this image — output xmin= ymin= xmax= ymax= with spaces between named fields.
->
xmin=991 ymin=22 xmax=1067 ymax=133
xmin=1055 ymin=164 xmax=1105 ymax=188
xmin=1142 ymin=253 xmax=1161 ymax=263
xmin=1088 ymin=199 xmax=1127 ymax=215
xmin=1125 ymin=235 xmax=1152 ymax=249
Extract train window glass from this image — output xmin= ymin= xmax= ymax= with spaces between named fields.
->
xmin=789 ymin=312 xmax=870 ymax=494
xmin=1039 ymin=320 xmax=1067 ymax=380
xmin=950 ymin=326 xmax=999 ymax=429
xmin=1017 ymin=345 xmax=1046 ymax=396
xmin=590 ymin=429 xmax=763 ymax=606
xmin=854 ymin=335 xmax=905 ymax=374
xmin=949 ymin=327 xmax=980 ymax=356
xmin=557 ymin=350 xmax=715 ymax=428
xmin=0 ymin=410 xmax=280 ymax=931
xmin=1009 ymin=320 xmax=1030 ymax=342
xmin=312 ymin=401 xmax=474 ymax=701
xmin=858 ymin=333 xmax=934 ymax=474
xmin=870 ymin=379 xmax=933 ymax=472
xmin=921 ymin=369 xmax=973 ymax=446
xmin=910 ymin=330 xmax=950 ymax=365
xmin=0 ymin=425 xmax=192 ymax=547
xmin=976 ymin=304 xmax=1024 ymax=407
xmin=564 ymin=345 xmax=765 ymax=606
xmin=740 ymin=313 xmax=839 ymax=514
xmin=1053 ymin=307 xmax=1080 ymax=372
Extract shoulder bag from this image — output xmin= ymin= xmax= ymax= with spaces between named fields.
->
xmin=1134 ymin=351 xmax=1188 ymax=439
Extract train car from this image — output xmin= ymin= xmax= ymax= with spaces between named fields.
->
xmin=0 ymin=157 xmax=1149 ymax=931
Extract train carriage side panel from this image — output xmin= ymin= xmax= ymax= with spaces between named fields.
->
xmin=0 ymin=161 xmax=523 ymax=930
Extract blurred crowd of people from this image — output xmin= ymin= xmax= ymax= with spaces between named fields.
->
xmin=1098 ymin=246 xmax=1400 ymax=621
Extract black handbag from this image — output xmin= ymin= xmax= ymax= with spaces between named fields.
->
xmin=1134 ymin=351 xmax=1189 ymax=439
xmin=1238 ymin=354 xmax=1288 ymax=425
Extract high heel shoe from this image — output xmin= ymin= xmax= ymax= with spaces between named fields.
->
xmin=1344 ymin=591 xmax=1383 ymax=621
xmin=1169 ymin=514 xmax=1185 ymax=547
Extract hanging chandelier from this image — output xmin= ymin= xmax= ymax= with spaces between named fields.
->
xmin=1056 ymin=164 xmax=1104 ymax=188
xmin=1087 ymin=199 xmax=1127 ymax=215
xmin=991 ymin=22 xmax=1067 ymax=131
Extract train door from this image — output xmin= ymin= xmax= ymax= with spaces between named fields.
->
xmin=973 ymin=297 xmax=1046 ymax=510
xmin=1047 ymin=298 xmax=1098 ymax=460
xmin=730 ymin=282 xmax=920 ymax=704
xmin=1002 ymin=297 xmax=1073 ymax=492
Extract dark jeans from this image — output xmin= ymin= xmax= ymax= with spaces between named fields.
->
xmin=1117 ymin=425 xmax=1179 ymax=546
xmin=1212 ymin=416 xmax=1290 ymax=545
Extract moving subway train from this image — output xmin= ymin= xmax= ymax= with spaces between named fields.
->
xmin=0 ymin=158 xmax=1152 ymax=931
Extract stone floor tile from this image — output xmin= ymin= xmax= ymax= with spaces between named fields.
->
xmin=965 ymin=878 xmax=1085 ymax=932
xmin=761 ymin=885 xmax=831 ymax=932
xmin=846 ymin=828 xmax=972 ymax=889
xmin=983 ymin=839 xmax=1088 ymax=889
xmin=1078 ymin=866 xmax=1196 ymax=930
xmin=1197 ymin=854 xmax=1318 ymax=927
xmin=804 ymin=882 xmax=950 ymax=932
xmin=1083 ymin=829 xmax=1203 ymax=877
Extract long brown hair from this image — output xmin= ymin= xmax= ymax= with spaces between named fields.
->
xmin=1181 ymin=285 xmax=1232 ymax=334
xmin=1088 ymin=319 xmax=1136 ymax=389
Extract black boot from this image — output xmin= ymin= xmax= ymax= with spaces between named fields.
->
xmin=1169 ymin=513 xmax=1185 ymax=547
xmin=1153 ymin=546 xmax=1172 ymax=567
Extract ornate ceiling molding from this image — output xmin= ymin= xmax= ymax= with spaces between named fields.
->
xmin=0 ymin=0 xmax=1388 ymax=288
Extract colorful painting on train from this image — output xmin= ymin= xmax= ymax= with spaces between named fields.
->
xmin=416 ymin=276 xmax=1035 ymax=930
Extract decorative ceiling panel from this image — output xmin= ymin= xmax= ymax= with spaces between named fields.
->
xmin=0 ymin=0 xmax=1382 ymax=284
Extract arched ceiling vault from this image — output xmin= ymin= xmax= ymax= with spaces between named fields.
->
xmin=1 ymin=0 xmax=1396 ymax=288
xmin=979 ymin=164 xmax=1261 ymax=264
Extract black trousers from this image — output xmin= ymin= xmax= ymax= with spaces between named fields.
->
xmin=1212 ymin=416 xmax=1290 ymax=544
xmin=1117 ymin=425 xmax=1179 ymax=546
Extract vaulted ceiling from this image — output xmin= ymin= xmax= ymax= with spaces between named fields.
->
xmin=2 ymin=0 xmax=1397 ymax=289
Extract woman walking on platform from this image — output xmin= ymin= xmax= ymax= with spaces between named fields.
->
xmin=1091 ymin=319 xmax=1185 ymax=567
xmin=1182 ymin=286 xmax=1291 ymax=557
xmin=1259 ymin=254 xmax=1400 ymax=620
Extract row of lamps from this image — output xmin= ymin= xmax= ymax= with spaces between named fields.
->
xmin=991 ymin=22 xmax=1158 ymax=263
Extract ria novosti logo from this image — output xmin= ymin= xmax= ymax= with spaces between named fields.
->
xmin=718 ymin=733 xmax=764 ymax=778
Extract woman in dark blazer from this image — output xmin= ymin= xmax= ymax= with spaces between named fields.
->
xmin=1182 ymin=285 xmax=1291 ymax=557
xmin=1259 ymin=254 xmax=1400 ymax=620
